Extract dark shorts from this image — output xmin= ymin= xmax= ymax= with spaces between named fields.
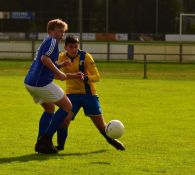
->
xmin=67 ymin=94 xmax=102 ymax=119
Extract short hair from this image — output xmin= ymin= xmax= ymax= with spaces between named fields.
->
xmin=65 ymin=35 xmax=79 ymax=46
xmin=47 ymin=19 xmax=68 ymax=33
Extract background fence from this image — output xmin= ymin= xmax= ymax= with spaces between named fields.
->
xmin=0 ymin=40 xmax=195 ymax=63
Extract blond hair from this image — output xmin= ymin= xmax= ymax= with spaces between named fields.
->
xmin=47 ymin=19 xmax=68 ymax=33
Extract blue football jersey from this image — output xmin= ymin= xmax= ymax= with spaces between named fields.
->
xmin=24 ymin=36 xmax=59 ymax=87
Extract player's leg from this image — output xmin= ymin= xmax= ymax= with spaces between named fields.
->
xmin=56 ymin=94 xmax=81 ymax=151
xmin=83 ymin=95 xmax=125 ymax=150
xmin=35 ymin=103 xmax=56 ymax=154
xmin=38 ymin=103 xmax=55 ymax=138
xmin=25 ymin=84 xmax=56 ymax=153
xmin=34 ymin=83 xmax=72 ymax=153
xmin=90 ymin=115 xmax=125 ymax=150
xmin=35 ymin=103 xmax=57 ymax=154
xmin=35 ymin=96 xmax=72 ymax=154
xmin=45 ymin=95 xmax=72 ymax=139
xmin=56 ymin=118 xmax=70 ymax=151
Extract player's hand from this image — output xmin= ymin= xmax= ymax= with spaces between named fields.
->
xmin=56 ymin=61 xmax=71 ymax=68
xmin=55 ymin=72 xmax=67 ymax=81
xmin=75 ymin=72 xmax=84 ymax=80
xmin=66 ymin=72 xmax=84 ymax=80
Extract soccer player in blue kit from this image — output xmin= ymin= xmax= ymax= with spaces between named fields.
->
xmin=24 ymin=19 xmax=84 ymax=154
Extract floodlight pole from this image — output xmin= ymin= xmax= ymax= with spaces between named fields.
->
xmin=0 ymin=20 xmax=3 ymax=32
xmin=155 ymin=0 xmax=159 ymax=34
xmin=179 ymin=13 xmax=183 ymax=41
xmin=106 ymin=0 xmax=109 ymax=33
xmin=79 ymin=0 xmax=83 ymax=49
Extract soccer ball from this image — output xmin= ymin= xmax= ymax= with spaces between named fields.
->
xmin=105 ymin=120 xmax=125 ymax=139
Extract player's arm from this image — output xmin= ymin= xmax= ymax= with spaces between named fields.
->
xmin=41 ymin=55 xmax=67 ymax=81
xmin=84 ymin=54 xmax=100 ymax=82
xmin=55 ymin=60 xmax=71 ymax=69
xmin=66 ymin=72 xmax=84 ymax=80
xmin=56 ymin=53 xmax=84 ymax=80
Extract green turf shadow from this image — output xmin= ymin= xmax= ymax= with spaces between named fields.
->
xmin=0 ymin=149 xmax=107 ymax=164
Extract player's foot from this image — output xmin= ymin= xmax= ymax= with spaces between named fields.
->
xmin=55 ymin=145 xmax=64 ymax=151
xmin=35 ymin=135 xmax=58 ymax=154
xmin=106 ymin=138 xmax=125 ymax=150
xmin=101 ymin=131 xmax=125 ymax=151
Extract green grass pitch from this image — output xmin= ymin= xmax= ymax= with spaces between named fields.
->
xmin=0 ymin=60 xmax=195 ymax=175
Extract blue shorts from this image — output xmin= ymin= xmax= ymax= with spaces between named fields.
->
xmin=67 ymin=94 xmax=102 ymax=119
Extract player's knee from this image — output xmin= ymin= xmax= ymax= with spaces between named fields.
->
xmin=61 ymin=102 xmax=72 ymax=113
xmin=56 ymin=96 xmax=72 ymax=112
xmin=42 ymin=103 xmax=55 ymax=113
xmin=66 ymin=102 xmax=72 ymax=112
xmin=45 ymin=108 xmax=55 ymax=113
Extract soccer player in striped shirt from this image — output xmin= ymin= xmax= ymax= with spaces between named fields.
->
xmin=24 ymin=19 xmax=84 ymax=154
xmin=56 ymin=34 xmax=125 ymax=151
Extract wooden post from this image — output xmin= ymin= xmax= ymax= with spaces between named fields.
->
xmin=107 ymin=42 xmax=110 ymax=62
xmin=144 ymin=54 xmax=147 ymax=79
